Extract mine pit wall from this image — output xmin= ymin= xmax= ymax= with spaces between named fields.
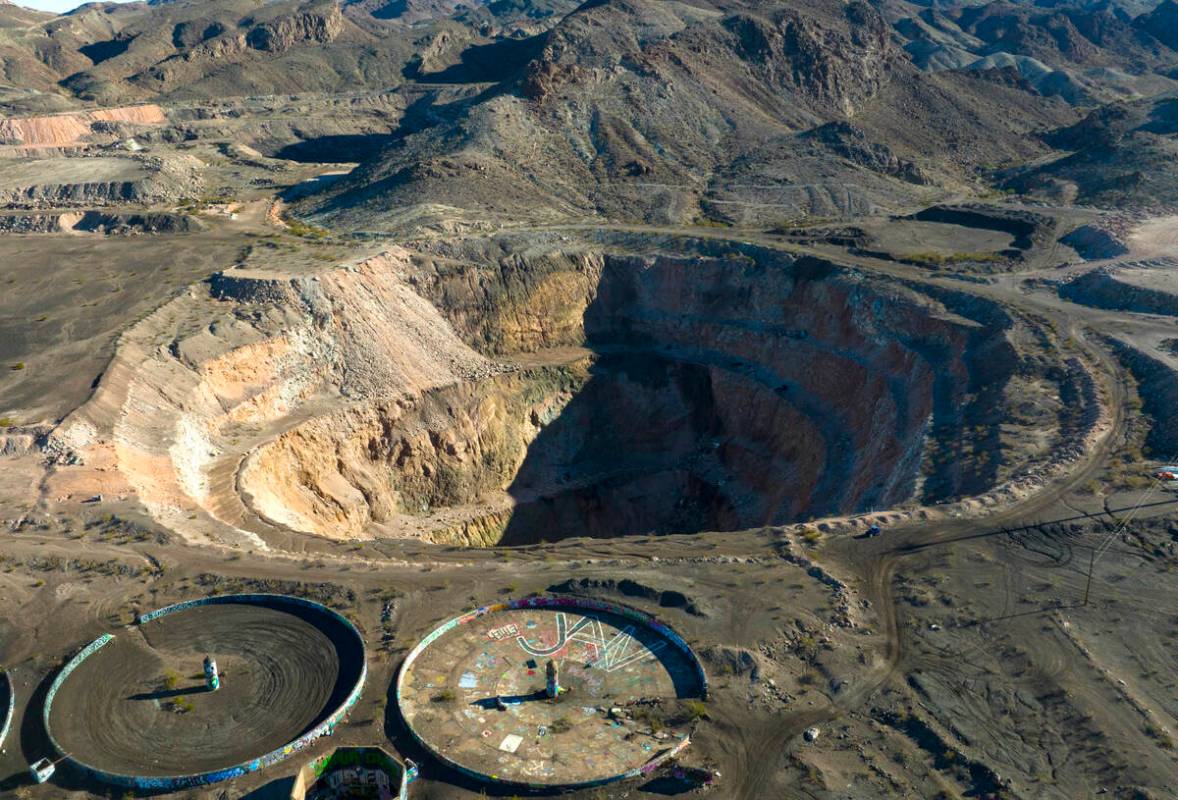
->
xmin=579 ymin=252 xmax=960 ymax=517
xmin=206 ymin=255 xmax=490 ymax=400
xmin=108 ymin=307 xmax=329 ymax=531
xmin=239 ymin=366 xmax=583 ymax=542
xmin=459 ymin=244 xmax=1017 ymax=510
xmin=402 ymin=248 xmax=605 ymax=354
xmin=73 ymin=236 xmax=1073 ymax=546
xmin=70 ymin=249 xmax=487 ymax=543
xmin=243 ymin=241 xmax=1034 ymax=544
xmin=897 ymin=281 xmax=1020 ymax=499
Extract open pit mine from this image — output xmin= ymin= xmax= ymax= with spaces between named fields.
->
xmin=45 ymin=235 xmax=1098 ymax=551
xmin=4 ymin=0 xmax=1178 ymax=798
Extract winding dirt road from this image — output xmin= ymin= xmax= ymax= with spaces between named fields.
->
xmin=523 ymin=218 xmax=1156 ymax=799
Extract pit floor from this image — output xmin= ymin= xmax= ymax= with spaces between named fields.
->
xmin=399 ymin=607 xmax=703 ymax=787
xmin=48 ymin=603 xmax=345 ymax=776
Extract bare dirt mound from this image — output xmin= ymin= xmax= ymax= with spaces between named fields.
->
xmin=0 ymin=105 xmax=166 ymax=148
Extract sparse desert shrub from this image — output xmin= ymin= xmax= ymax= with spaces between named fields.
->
xmin=904 ymin=251 xmax=1006 ymax=266
xmin=162 ymin=669 xmax=180 ymax=690
xmin=285 ymin=219 xmax=330 ymax=239
xmin=1145 ymin=723 xmax=1174 ymax=749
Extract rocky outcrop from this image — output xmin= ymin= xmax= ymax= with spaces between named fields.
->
xmin=245 ymin=6 xmax=343 ymax=53
xmin=132 ymin=2 xmax=345 ymax=91
xmin=317 ymin=0 xmax=1021 ymax=231
xmin=1060 ymin=223 xmax=1130 ymax=260
xmin=1136 ymin=0 xmax=1178 ymax=53
xmin=523 ymin=1 xmax=898 ymax=115
xmin=0 ymin=211 xmax=200 ymax=234
xmin=802 ymin=122 xmax=928 ymax=185
xmin=722 ymin=2 xmax=897 ymax=115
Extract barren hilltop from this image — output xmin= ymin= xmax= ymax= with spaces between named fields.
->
xmin=1 ymin=1 xmax=1178 ymax=799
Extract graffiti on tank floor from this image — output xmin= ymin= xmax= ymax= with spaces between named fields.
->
xmin=514 ymin=613 xmax=665 ymax=672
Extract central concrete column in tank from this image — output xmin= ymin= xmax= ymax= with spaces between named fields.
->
xmin=204 ymin=656 xmax=220 ymax=691
xmin=546 ymin=659 xmax=560 ymax=699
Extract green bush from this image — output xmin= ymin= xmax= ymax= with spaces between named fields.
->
xmin=285 ymin=219 xmax=330 ymax=240
xmin=682 ymin=699 xmax=709 ymax=720
xmin=904 ymin=251 xmax=1006 ymax=266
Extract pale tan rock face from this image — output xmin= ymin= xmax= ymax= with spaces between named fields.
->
xmin=240 ymin=369 xmax=578 ymax=540
xmin=43 ymin=247 xmax=495 ymax=547
xmin=0 ymin=105 xmax=167 ymax=148
xmin=44 ymin=235 xmax=1092 ymax=549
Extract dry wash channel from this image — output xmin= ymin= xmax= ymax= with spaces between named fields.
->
xmin=60 ymin=234 xmax=1090 ymax=547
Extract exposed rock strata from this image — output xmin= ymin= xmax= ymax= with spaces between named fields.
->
xmin=0 ymin=105 xmax=166 ymax=147
xmin=48 ymin=235 xmax=1097 ymax=547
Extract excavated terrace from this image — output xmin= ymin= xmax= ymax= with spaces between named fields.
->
xmin=50 ymin=234 xmax=1093 ymax=547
